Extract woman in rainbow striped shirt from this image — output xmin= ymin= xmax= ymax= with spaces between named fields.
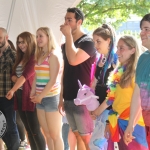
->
xmin=30 ymin=27 xmax=64 ymax=150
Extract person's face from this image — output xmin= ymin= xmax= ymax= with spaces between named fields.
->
xmin=93 ymin=34 xmax=110 ymax=55
xmin=140 ymin=21 xmax=150 ymax=49
xmin=36 ymin=30 xmax=48 ymax=48
xmin=64 ymin=12 xmax=81 ymax=33
xmin=17 ymin=37 xmax=27 ymax=53
xmin=0 ymin=30 xmax=6 ymax=48
xmin=116 ymin=39 xmax=135 ymax=65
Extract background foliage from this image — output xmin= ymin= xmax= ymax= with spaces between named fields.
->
xmin=77 ymin=0 xmax=150 ymax=31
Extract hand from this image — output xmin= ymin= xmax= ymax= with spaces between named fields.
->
xmin=58 ymin=101 xmax=65 ymax=116
xmin=123 ymin=125 xmax=135 ymax=145
xmin=60 ymin=22 xmax=71 ymax=37
xmin=6 ymin=90 xmax=14 ymax=100
xmin=30 ymin=95 xmax=42 ymax=104
xmin=89 ymin=111 xmax=97 ymax=120
xmin=104 ymin=124 xmax=110 ymax=139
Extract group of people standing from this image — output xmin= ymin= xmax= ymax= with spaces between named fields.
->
xmin=0 ymin=26 xmax=63 ymax=149
xmin=0 ymin=6 xmax=150 ymax=150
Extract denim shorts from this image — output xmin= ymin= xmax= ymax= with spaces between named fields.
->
xmin=64 ymin=100 xmax=94 ymax=135
xmin=36 ymin=94 xmax=59 ymax=112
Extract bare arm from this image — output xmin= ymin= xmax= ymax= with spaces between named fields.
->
xmin=58 ymin=69 xmax=65 ymax=115
xmin=10 ymin=76 xmax=25 ymax=91
xmin=11 ymin=75 xmax=18 ymax=83
xmin=60 ymin=23 xmax=90 ymax=66
xmin=93 ymin=100 xmax=109 ymax=117
xmin=65 ymin=34 xmax=90 ymax=65
xmin=91 ymin=77 xmax=97 ymax=90
xmin=30 ymin=75 xmax=36 ymax=97
xmin=6 ymin=76 xmax=26 ymax=100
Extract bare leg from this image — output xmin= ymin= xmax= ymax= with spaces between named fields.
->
xmin=68 ymin=128 xmax=77 ymax=150
xmin=74 ymin=131 xmax=86 ymax=150
xmin=37 ymin=109 xmax=54 ymax=150
xmin=81 ymin=134 xmax=91 ymax=150
xmin=46 ymin=111 xmax=64 ymax=150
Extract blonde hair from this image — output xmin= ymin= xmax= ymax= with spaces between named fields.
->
xmin=119 ymin=35 xmax=140 ymax=88
xmin=35 ymin=27 xmax=57 ymax=61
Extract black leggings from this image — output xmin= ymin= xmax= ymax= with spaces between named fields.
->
xmin=16 ymin=111 xmax=25 ymax=141
xmin=16 ymin=89 xmax=46 ymax=150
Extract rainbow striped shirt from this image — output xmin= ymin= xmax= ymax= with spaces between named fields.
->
xmin=35 ymin=54 xmax=61 ymax=97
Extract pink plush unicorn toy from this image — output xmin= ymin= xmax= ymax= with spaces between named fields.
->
xmin=74 ymin=80 xmax=99 ymax=111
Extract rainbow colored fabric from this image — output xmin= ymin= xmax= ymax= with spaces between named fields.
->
xmin=106 ymin=66 xmax=148 ymax=149
xmin=108 ymin=108 xmax=148 ymax=149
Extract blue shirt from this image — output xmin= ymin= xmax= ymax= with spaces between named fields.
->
xmin=136 ymin=50 xmax=150 ymax=110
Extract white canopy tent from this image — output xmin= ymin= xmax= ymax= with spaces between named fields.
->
xmin=0 ymin=0 xmax=81 ymax=45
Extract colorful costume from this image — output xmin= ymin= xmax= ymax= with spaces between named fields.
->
xmin=106 ymin=66 xmax=148 ymax=150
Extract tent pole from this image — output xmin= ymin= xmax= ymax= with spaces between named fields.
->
xmin=6 ymin=0 xmax=16 ymax=33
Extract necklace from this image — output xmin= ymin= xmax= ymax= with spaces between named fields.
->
xmin=106 ymin=65 xmax=126 ymax=105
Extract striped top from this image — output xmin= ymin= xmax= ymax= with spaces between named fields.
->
xmin=35 ymin=53 xmax=61 ymax=97
xmin=16 ymin=64 xmax=23 ymax=89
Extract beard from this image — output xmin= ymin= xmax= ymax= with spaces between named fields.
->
xmin=0 ymin=39 xmax=6 ymax=48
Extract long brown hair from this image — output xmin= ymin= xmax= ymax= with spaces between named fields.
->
xmin=93 ymin=24 xmax=116 ymax=82
xmin=35 ymin=27 xmax=57 ymax=62
xmin=13 ymin=32 xmax=36 ymax=73
xmin=119 ymin=35 xmax=140 ymax=88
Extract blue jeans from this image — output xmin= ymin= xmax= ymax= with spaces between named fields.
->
xmin=0 ymin=97 xmax=20 ymax=150
xmin=62 ymin=123 xmax=69 ymax=150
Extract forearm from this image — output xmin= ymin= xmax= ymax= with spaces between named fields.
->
xmin=98 ymin=100 xmax=109 ymax=114
xmin=94 ymin=100 xmax=109 ymax=116
xmin=11 ymin=76 xmax=26 ymax=92
xmin=65 ymin=34 xmax=77 ymax=63
xmin=91 ymin=77 xmax=97 ymax=91
xmin=134 ymin=105 xmax=142 ymax=126
xmin=39 ymin=80 xmax=56 ymax=98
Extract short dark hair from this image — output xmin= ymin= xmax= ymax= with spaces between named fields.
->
xmin=67 ymin=7 xmax=84 ymax=23
xmin=140 ymin=13 xmax=150 ymax=28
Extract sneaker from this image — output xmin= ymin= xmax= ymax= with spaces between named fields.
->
xmin=20 ymin=140 xmax=26 ymax=147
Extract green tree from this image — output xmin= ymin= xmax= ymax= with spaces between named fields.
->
xmin=77 ymin=0 xmax=150 ymax=30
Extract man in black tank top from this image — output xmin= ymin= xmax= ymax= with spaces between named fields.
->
xmin=59 ymin=7 xmax=96 ymax=150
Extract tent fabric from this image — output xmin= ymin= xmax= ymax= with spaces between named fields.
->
xmin=0 ymin=0 xmax=81 ymax=45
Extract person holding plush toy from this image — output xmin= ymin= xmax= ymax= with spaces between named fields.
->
xmin=89 ymin=24 xmax=117 ymax=150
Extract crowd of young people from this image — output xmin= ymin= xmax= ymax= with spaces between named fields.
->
xmin=0 ymin=6 xmax=150 ymax=150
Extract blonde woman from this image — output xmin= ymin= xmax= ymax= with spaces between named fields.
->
xmin=30 ymin=27 xmax=63 ymax=150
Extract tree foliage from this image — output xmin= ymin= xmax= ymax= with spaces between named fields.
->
xmin=77 ymin=0 xmax=150 ymax=30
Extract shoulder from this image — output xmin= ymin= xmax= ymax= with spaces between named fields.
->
xmin=78 ymin=35 xmax=93 ymax=45
xmin=77 ymin=35 xmax=96 ymax=56
xmin=50 ymin=48 xmax=63 ymax=62
xmin=138 ymin=50 xmax=150 ymax=61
